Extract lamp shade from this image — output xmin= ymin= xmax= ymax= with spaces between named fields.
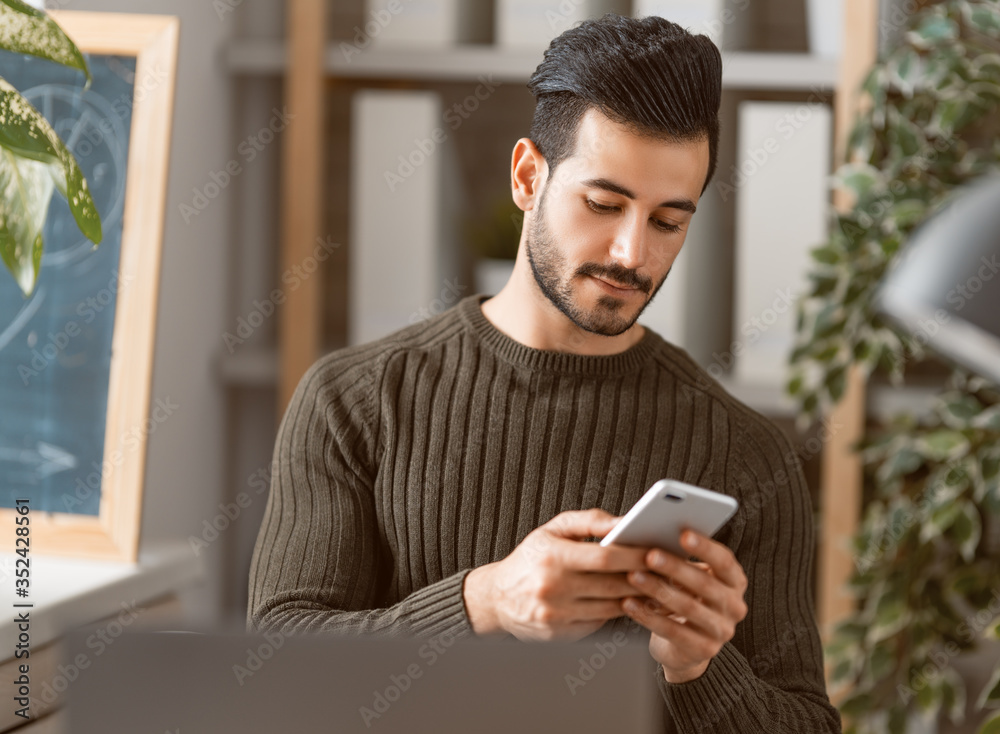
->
xmin=876 ymin=175 xmax=1000 ymax=384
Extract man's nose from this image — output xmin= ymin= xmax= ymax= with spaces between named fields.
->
xmin=610 ymin=212 xmax=648 ymax=272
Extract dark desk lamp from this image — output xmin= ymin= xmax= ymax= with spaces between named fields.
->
xmin=876 ymin=175 xmax=1000 ymax=385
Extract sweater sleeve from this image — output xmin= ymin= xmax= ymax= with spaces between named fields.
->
xmin=654 ymin=418 xmax=842 ymax=733
xmin=246 ymin=352 xmax=474 ymax=641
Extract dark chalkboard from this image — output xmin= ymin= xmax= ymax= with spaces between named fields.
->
xmin=0 ymin=53 xmax=134 ymax=516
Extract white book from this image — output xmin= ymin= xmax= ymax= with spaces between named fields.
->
xmin=350 ymin=90 xmax=461 ymax=345
xmin=365 ymin=0 xmax=491 ymax=47
xmin=496 ymin=0 xmax=630 ymax=48
xmin=638 ymin=184 xmax=723 ymax=361
xmin=633 ymin=0 xmax=752 ymax=51
xmin=637 ymin=242 xmax=690 ymax=348
xmin=732 ymin=101 xmax=832 ymax=387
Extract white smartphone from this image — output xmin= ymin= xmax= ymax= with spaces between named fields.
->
xmin=599 ymin=479 xmax=739 ymax=557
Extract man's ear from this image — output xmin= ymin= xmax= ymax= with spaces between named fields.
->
xmin=511 ymin=138 xmax=547 ymax=213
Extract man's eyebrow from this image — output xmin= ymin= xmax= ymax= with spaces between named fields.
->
xmin=581 ymin=177 xmax=698 ymax=214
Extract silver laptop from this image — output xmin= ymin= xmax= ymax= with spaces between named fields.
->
xmin=65 ymin=626 xmax=659 ymax=733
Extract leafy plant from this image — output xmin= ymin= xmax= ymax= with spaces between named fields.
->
xmin=786 ymin=2 xmax=1000 ymax=733
xmin=830 ymin=374 xmax=1000 ymax=733
xmin=789 ymin=0 xmax=1000 ymax=419
xmin=465 ymin=194 xmax=522 ymax=261
xmin=0 ymin=0 xmax=102 ymax=297
xmin=788 ymin=0 xmax=1000 ymax=734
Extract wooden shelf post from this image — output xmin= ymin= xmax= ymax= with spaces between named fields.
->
xmin=278 ymin=0 xmax=327 ymax=415
xmin=817 ymin=0 xmax=879 ymax=665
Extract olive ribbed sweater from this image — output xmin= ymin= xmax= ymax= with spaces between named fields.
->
xmin=247 ymin=293 xmax=841 ymax=733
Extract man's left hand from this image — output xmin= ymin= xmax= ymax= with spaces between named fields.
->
xmin=621 ymin=529 xmax=748 ymax=684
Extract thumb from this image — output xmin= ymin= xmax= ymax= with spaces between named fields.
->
xmin=544 ymin=508 xmax=621 ymax=540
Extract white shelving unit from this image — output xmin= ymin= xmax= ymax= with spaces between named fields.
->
xmin=220 ymin=40 xmax=840 ymax=418
xmin=227 ymin=40 xmax=838 ymax=89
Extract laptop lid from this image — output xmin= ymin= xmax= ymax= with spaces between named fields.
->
xmin=64 ymin=627 xmax=660 ymax=733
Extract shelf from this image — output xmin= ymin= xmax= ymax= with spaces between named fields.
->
xmin=718 ymin=376 xmax=941 ymax=421
xmin=227 ymin=40 xmax=838 ymax=90
xmin=217 ymin=347 xmax=279 ymax=387
xmin=0 ymin=540 xmax=201 ymax=652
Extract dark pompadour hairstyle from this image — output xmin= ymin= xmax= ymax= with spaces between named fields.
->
xmin=527 ymin=14 xmax=723 ymax=193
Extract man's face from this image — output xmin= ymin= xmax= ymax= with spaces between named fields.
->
xmin=525 ymin=108 xmax=710 ymax=337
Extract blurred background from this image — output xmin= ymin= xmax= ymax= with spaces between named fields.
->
xmin=2 ymin=1 xmax=1000 ymax=732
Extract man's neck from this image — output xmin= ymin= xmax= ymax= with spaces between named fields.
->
xmin=479 ymin=259 xmax=646 ymax=357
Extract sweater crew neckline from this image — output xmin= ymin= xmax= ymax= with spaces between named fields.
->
xmin=457 ymin=293 xmax=660 ymax=377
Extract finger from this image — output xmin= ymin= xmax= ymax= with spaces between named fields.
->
xmin=644 ymin=547 xmax=741 ymax=614
xmin=543 ymin=508 xmax=621 ymax=541
xmin=548 ymin=621 xmax=618 ymax=643
xmin=626 ymin=570 xmax=735 ymax=642
xmin=676 ymin=530 xmax=748 ymax=592
xmin=643 ymin=549 xmax=729 ymax=609
xmin=554 ymin=537 xmax=649 ymax=573
xmin=569 ymin=599 xmax=632 ymax=623
xmin=569 ymin=571 xmax=646 ymax=600
xmin=623 ymin=597 xmax=721 ymax=659
xmin=531 ymin=598 xmax=629 ymax=627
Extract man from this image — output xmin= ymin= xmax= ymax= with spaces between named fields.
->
xmin=248 ymin=13 xmax=841 ymax=733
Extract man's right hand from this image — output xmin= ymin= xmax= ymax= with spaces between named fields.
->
xmin=462 ymin=508 xmax=650 ymax=642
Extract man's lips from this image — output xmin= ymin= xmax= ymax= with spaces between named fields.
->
xmin=590 ymin=274 xmax=640 ymax=292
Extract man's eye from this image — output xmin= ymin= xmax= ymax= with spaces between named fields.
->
xmin=587 ymin=198 xmax=682 ymax=234
xmin=653 ymin=219 xmax=682 ymax=234
xmin=586 ymin=199 xmax=618 ymax=213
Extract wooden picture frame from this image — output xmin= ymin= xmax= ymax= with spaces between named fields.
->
xmin=0 ymin=11 xmax=178 ymax=562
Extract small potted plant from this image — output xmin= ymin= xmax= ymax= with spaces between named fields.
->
xmin=465 ymin=194 xmax=522 ymax=297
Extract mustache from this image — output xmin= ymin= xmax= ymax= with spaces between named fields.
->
xmin=577 ymin=264 xmax=651 ymax=293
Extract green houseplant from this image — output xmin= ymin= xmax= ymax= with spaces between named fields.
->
xmin=466 ymin=193 xmax=522 ymax=296
xmin=786 ymin=1 xmax=1000 ymax=732
xmin=0 ymin=0 xmax=102 ymax=298
xmin=465 ymin=193 xmax=522 ymax=262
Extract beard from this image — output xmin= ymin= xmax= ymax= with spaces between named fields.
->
xmin=524 ymin=189 xmax=670 ymax=338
